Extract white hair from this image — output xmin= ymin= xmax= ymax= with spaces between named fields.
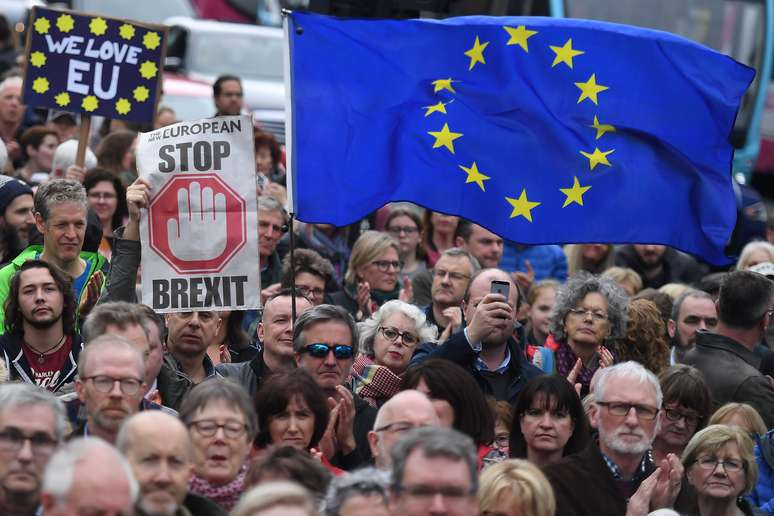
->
xmin=0 ymin=140 xmax=7 ymax=172
xmin=52 ymin=140 xmax=97 ymax=174
xmin=0 ymin=76 xmax=22 ymax=93
xmin=358 ymin=299 xmax=438 ymax=356
xmin=593 ymin=361 xmax=663 ymax=408
xmin=42 ymin=437 xmax=139 ymax=506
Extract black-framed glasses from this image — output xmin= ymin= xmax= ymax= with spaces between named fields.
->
xmin=189 ymin=420 xmax=247 ymax=439
xmin=0 ymin=428 xmax=57 ymax=455
xmin=394 ymin=483 xmax=476 ymax=500
xmin=296 ymin=285 xmax=325 ymax=298
xmin=567 ymin=308 xmax=608 ymax=322
xmin=379 ymin=326 xmax=419 ymax=346
xmin=371 ymin=260 xmax=402 ymax=272
xmin=374 ymin=421 xmax=432 ymax=434
xmin=432 ymin=268 xmax=471 ymax=282
xmin=301 ymin=343 xmax=355 ymax=359
xmin=664 ymin=408 xmax=701 ymax=427
xmin=82 ymin=375 xmax=143 ymax=395
xmin=596 ymin=401 xmax=659 ymax=420
xmin=694 ymin=456 xmax=744 ymax=473
xmin=387 ymin=226 xmax=419 ymax=236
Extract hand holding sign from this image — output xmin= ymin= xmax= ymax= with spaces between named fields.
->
xmin=167 ymin=181 xmax=227 ymax=261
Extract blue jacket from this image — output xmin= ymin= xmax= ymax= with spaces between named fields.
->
xmin=750 ymin=430 xmax=774 ymax=515
xmin=500 ymin=243 xmax=568 ymax=282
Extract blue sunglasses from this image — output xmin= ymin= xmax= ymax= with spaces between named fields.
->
xmin=301 ymin=343 xmax=355 ymax=359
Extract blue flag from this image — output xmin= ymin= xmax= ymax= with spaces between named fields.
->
xmin=288 ymin=12 xmax=754 ymax=265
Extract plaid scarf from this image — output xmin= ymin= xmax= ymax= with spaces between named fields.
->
xmin=350 ymin=355 xmax=402 ymax=407
xmin=188 ymin=464 xmax=247 ymax=511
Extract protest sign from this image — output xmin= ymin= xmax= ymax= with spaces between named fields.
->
xmin=21 ymin=6 xmax=166 ymax=124
xmin=137 ymin=115 xmax=260 ymax=313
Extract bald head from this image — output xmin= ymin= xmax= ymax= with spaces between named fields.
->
xmin=117 ymin=412 xmax=194 ymax=516
xmin=368 ymin=390 xmax=440 ymax=469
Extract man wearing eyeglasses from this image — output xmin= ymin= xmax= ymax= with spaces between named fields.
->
xmin=0 ymin=383 xmax=65 ymax=516
xmin=368 ymin=390 xmax=440 ymax=469
xmin=426 ymin=248 xmax=479 ymax=340
xmin=544 ymin=362 xmax=691 ymax=516
xmin=684 ymin=269 xmax=774 ymax=428
xmin=73 ymin=335 xmax=147 ymax=444
xmin=293 ymin=304 xmax=377 ymax=470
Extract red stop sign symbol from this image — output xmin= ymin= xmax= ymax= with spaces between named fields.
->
xmin=148 ymin=174 xmax=246 ymax=274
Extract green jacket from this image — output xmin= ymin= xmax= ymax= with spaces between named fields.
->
xmin=0 ymin=245 xmax=109 ymax=334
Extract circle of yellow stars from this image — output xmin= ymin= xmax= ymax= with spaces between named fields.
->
xmin=423 ymin=24 xmax=618 ymax=224
xmin=27 ymin=15 xmax=162 ymax=118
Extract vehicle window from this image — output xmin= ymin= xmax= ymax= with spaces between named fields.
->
xmin=189 ymin=32 xmax=284 ymax=81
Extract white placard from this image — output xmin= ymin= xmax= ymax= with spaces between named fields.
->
xmin=137 ymin=115 xmax=259 ymax=312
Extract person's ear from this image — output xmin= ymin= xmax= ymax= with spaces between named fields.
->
xmin=367 ymin=430 xmax=380 ymax=461
xmin=34 ymin=212 xmax=45 ymax=234
xmin=667 ymin=319 xmax=676 ymax=338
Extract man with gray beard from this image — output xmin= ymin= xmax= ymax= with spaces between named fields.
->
xmin=544 ymin=362 xmax=692 ymax=516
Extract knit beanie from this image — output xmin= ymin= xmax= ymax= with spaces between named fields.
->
xmin=0 ymin=176 xmax=33 ymax=217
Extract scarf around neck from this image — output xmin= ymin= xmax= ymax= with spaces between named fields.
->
xmin=188 ymin=464 xmax=247 ymax=511
xmin=350 ymin=355 xmax=402 ymax=406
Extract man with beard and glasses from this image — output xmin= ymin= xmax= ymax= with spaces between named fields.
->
xmin=0 ymin=261 xmax=81 ymax=392
xmin=0 ymin=383 xmax=66 ymax=516
xmin=72 ymin=335 xmax=147 ymax=443
xmin=117 ymin=411 xmax=225 ymax=516
xmin=0 ymin=177 xmax=33 ymax=266
xmin=614 ymin=244 xmax=706 ymax=290
xmin=544 ymin=362 xmax=693 ymax=516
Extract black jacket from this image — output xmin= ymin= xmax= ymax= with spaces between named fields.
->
xmin=330 ymin=392 xmax=376 ymax=471
xmin=613 ymin=244 xmax=707 ymax=289
xmin=684 ymin=331 xmax=774 ymax=427
xmin=410 ymin=330 xmax=543 ymax=404
xmin=215 ymin=350 xmax=271 ymax=398
xmin=0 ymin=332 xmax=83 ymax=392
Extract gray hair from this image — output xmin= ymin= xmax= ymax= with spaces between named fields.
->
xmin=593 ymin=361 xmax=663 ymax=409
xmin=33 ymin=179 xmax=88 ymax=221
xmin=78 ymin=334 xmax=145 ymax=379
xmin=438 ymin=247 xmax=481 ymax=272
xmin=670 ymin=289 xmax=714 ymax=322
xmin=81 ymin=302 xmax=149 ymax=343
xmin=52 ymin=140 xmax=97 ymax=175
xmin=325 ymin=467 xmax=390 ymax=516
xmin=178 ymin=378 xmax=258 ymax=441
xmin=0 ymin=383 xmax=67 ymax=441
xmin=42 ymin=437 xmax=139 ymax=506
xmin=258 ymin=195 xmax=287 ymax=218
xmin=549 ymin=271 xmax=629 ymax=345
xmin=293 ymin=304 xmax=358 ymax=353
xmin=0 ymin=76 xmax=22 ymax=93
xmin=736 ymin=240 xmax=774 ymax=270
xmin=0 ymin=139 xmax=6 ymax=173
xmin=358 ymin=300 xmax=438 ymax=356
xmin=233 ymin=481 xmax=317 ymax=516
xmin=390 ymin=427 xmax=478 ymax=493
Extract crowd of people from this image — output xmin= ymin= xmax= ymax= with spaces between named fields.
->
xmin=0 ymin=42 xmax=773 ymax=516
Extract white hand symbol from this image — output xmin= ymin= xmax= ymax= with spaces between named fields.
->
xmin=167 ymin=181 xmax=227 ymax=261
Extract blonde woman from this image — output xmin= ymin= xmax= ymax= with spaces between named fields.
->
xmin=479 ymin=459 xmax=556 ymax=516
xmin=709 ymin=403 xmax=768 ymax=436
xmin=232 ymin=481 xmax=317 ymax=516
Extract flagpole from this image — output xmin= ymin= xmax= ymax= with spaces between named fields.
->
xmin=282 ymin=9 xmax=297 ymax=324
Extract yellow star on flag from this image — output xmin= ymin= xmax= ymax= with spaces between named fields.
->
xmin=423 ymin=101 xmax=449 ymax=117
xmin=589 ymin=115 xmax=616 ymax=140
xmin=54 ymin=92 xmax=70 ymax=107
xmin=505 ymin=189 xmax=541 ymax=222
xmin=139 ymin=61 xmax=158 ymax=80
xmin=503 ymin=25 xmax=537 ymax=52
xmin=115 ymin=98 xmax=132 ymax=115
xmin=82 ymin=95 xmax=99 ymax=112
xmin=575 ymin=74 xmax=609 ymax=105
xmin=33 ymin=17 xmax=50 ymax=35
xmin=29 ymin=51 xmax=46 ymax=68
xmin=464 ymin=36 xmax=489 ymax=71
xmin=550 ymin=39 xmax=584 ymax=69
xmin=458 ymin=162 xmax=490 ymax=191
xmin=580 ymin=147 xmax=615 ymax=170
xmin=143 ymin=31 xmax=161 ymax=50
xmin=428 ymin=123 xmax=463 ymax=154
xmin=560 ymin=176 xmax=592 ymax=207
xmin=432 ymin=78 xmax=456 ymax=94
xmin=133 ymin=85 xmax=150 ymax=102
xmin=31 ymin=77 xmax=49 ymax=94
xmin=56 ymin=14 xmax=74 ymax=33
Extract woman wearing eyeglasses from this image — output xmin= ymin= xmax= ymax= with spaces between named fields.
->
xmin=179 ymin=379 xmax=258 ymax=511
xmin=652 ymin=365 xmax=712 ymax=464
xmin=682 ymin=425 xmax=765 ymax=516
xmin=546 ymin=272 xmax=628 ymax=396
xmin=384 ymin=208 xmax=427 ymax=281
xmin=330 ymin=231 xmax=412 ymax=321
xmin=350 ymin=300 xmax=438 ymax=407
xmin=83 ymin=168 xmax=127 ymax=260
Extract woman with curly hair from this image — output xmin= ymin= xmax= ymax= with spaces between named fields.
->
xmin=617 ymin=298 xmax=670 ymax=374
xmin=547 ymin=272 xmax=629 ymax=396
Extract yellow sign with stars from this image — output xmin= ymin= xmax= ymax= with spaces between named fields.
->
xmin=22 ymin=6 xmax=167 ymax=122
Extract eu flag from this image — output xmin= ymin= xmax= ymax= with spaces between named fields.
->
xmin=287 ymin=12 xmax=754 ymax=265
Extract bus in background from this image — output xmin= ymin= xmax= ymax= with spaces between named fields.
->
xmin=550 ymin=0 xmax=773 ymax=184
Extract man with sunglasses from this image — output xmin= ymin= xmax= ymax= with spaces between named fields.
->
xmin=0 ymin=383 xmax=65 ymax=516
xmin=73 ymin=335 xmax=147 ymax=444
xmin=293 ymin=304 xmax=376 ymax=470
xmin=544 ymin=362 xmax=691 ymax=516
